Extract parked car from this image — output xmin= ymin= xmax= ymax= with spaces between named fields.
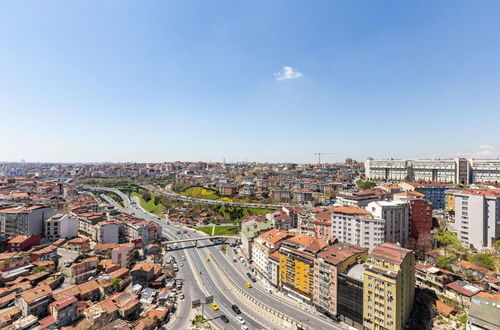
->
xmin=236 ymin=316 xmax=246 ymax=325
xmin=220 ymin=315 xmax=229 ymax=323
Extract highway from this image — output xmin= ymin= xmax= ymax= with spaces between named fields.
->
xmin=145 ymin=183 xmax=282 ymax=209
xmin=90 ymin=185 xmax=342 ymax=330
xmin=93 ymin=186 xmax=273 ymax=329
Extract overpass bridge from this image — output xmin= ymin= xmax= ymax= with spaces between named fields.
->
xmin=163 ymin=235 xmax=241 ymax=248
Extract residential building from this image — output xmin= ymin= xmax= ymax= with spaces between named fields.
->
xmin=0 ymin=205 xmax=55 ymax=237
xmin=337 ymin=264 xmax=365 ymax=329
xmin=411 ymin=159 xmax=457 ymax=183
xmin=45 ymin=214 xmax=78 ymax=241
xmin=266 ymin=210 xmax=295 ymax=231
xmin=415 ymin=262 xmax=457 ymax=293
xmin=111 ymin=243 xmax=135 ymax=268
xmin=467 ymin=292 xmax=500 ymax=330
xmin=363 ymin=243 xmax=415 ymax=330
xmin=409 ymin=199 xmax=433 ymax=239
xmin=218 ymin=183 xmax=238 ymax=196
xmin=49 ymin=295 xmax=78 ymax=327
xmin=331 ymin=206 xmax=385 ymax=251
xmin=453 ymin=189 xmax=500 ymax=249
xmin=336 ymin=190 xmax=388 ymax=208
xmin=399 ymin=182 xmax=450 ymax=209
xmin=96 ymin=221 xmax=119 ymax=244
xmin=313 ymin=211 xmax=332 ymax=241
xmin=240 ymin=216 xmax=272 ymax=259
xmin=366 ymin=201 xmax=410 ymax=247
xmin=270 ymin=188 xmax=291 ymax=203
xmin=278 ymin=235 xmax=325 ymax=303
xmin=252 ymin=229 xmax=293 ymax=284
xmin=313 ymin=243 xmax=367 ymax=320
xmin=131 ymin=262 xmax=162 ymax=285
xmin=7 ymin=235 xmax=40 ymax=252
xmin=239 ymin=185 xmax=255 ymax=198
xmin=292 ymin=189 xmax=313 ymax=204
xmin=15 ymin=284 xmax=53 ymax=318
xmin=66 ymin=237 xmax=90 ymax=252
xmin=71 ymin=257 xmax=98 ymax=284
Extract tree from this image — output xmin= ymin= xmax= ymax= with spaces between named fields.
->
xmin=436 ymin=230 xmax=461 ymax=256
xmin=111 ymin=278 xmax=123 ymax=292
xmin=32 ymin=266 xmax=47 ymax=273
xmin=494 ymin=239 xmax=500 ymax=251
xmin=436 ymin=256 xmax=452 ymax=271
xmin=355 ymin=180 xmax=376 ymax=190
xmin=468 ymin=253 xmax=495 ymax=270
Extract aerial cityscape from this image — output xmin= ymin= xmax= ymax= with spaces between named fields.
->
xmin=1 ymin=1 xmax=499 ymax=330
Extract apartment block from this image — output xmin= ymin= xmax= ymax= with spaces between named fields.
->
xmin=331 ymin=206 xmax=385 ymax=251
xmin=366 ymin=201 xmax=410 ymax=247
xmin=409 ymin=199 xmax=433 ymax=239
xmin=71 ymin=257 xmax=98 ymax=284
xmin=279 ymin=235 xmax=325 ymax=303
xmin=252 ymin=229 xmax=293 ymax=284
xmin=453 ymin=189 xmax=500 ymax=249
xmin=45 ymin=214 xmax=78 ymax=241
xmin=313 ymin=243 xmax=367 ymax=319
xmin=111 ymin=243 xmax=135 ymax=268
xmin=0 ymin=205 xmax=55 ymax=237
xmin=400 ymin=182 xmax=449 ymax=210
xmin=363 ymin=243 xmax=415 ymax=330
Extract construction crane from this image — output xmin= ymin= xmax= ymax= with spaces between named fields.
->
xmin=314 ymin=152 xmax=341 ymax=165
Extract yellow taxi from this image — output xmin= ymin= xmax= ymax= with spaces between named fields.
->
xmin=205 ymin=257 xmax=211 ymax=261
xmin=210 ymin=303 xmax=219 ymax=310
xmin=245 ymin=282 xmax=253 ymax=288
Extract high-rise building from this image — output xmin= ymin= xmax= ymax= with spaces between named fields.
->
xmin=453 ymin=189 xmax=500 ymax=249
xmin=366 ymin=201 xmax=410 ymax=247
xmin=363 ymin=242 xmax=415 ymax=330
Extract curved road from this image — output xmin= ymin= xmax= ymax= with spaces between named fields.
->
xmin=89 ymin=185 xmax=342 ymax=330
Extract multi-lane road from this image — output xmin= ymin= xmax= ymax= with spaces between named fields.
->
xmin=89 ymin=185 xmax=342 ymax=330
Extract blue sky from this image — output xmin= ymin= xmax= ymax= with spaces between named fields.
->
xmin=1 ymin=1 xmax=499 ymax=163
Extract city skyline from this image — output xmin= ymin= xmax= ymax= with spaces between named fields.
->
xmin=1 ymin=1 xmax=499 ymax=163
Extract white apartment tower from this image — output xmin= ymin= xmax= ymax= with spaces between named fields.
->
xmin=366 ymin=201 xmax=410 ymax=247
xmin=454 ymin=189 xmax=500 ymax=249
xmin=331 ymin=206 xmax=385 ymax=251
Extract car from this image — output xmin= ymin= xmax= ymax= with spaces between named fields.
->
xmin=236 ymin=316 xmax=246 ymax=324
xmin=182 ymin=256 xmax=186 ymax=260
xmin=210 ymin=303 xmax=219 ymax=311
xmin=231 ymin=304 xmax=241 ymax=314
xmin=241 ymin=326 xmax=249 ymax=330
xmin=246 ymin=272 xmax=252 ymax=279
xmin=233 ymin=258 xmax=237 ymax=262
xmin=251 ymin=277 xmax=256 ymax=283
xmin=180 ymin=262 xmax=184 ymax=267
xmin=245 ymin=282 xmax=252 ymax=288
xmin=220 ymin=315 xmax=229 ymax=323
xmin=205 ymin=257 xmax=211 ymax=261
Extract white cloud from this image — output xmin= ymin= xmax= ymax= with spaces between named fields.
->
xmin=479 ymin=144 xmax=495 ymax=150
xmin=274 ymin=66 xmax=302 ymax=80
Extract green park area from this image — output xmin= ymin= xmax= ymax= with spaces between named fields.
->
xmin=132 ymin=191 xmax=165 ymax=216
xmin=197 ymin=225 xmax=241 ymax=236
